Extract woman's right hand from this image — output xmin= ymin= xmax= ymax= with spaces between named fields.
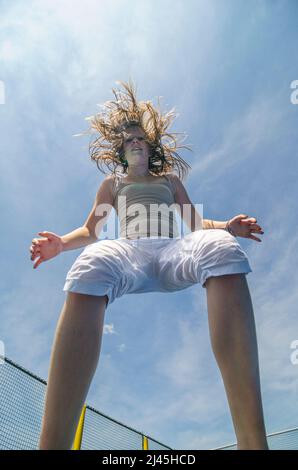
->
xmin=30 ymin=231 xmax=64 ymax=269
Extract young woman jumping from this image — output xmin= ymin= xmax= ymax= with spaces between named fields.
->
xmin=30 ymin=79 xmax=268 ymax=450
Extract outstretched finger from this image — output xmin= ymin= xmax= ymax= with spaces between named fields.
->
xmin=249 ymin=234 xmax=262 ymax=242
xmin=38 ymin=231 xmax=58 ymax=241
xmin=248 ymin=222 xmax=262 ymax=229
xmin=33 ymin=256 xmax=44 ymax=269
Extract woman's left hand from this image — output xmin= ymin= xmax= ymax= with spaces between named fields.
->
xmin=228 ymin=214 xmax=264 ymax=242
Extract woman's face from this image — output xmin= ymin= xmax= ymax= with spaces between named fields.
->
xmin=122 ymin=126 xmax=151 ymax=166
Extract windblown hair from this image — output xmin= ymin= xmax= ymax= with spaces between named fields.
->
xmin=75 ymin=78 xmax=193 ymax=180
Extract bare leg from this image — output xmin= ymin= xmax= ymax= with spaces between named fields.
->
xmin=38 ymin=292 xmax=108 ymax=450
xmin=205 ymin=274 xmax=268 ymax=450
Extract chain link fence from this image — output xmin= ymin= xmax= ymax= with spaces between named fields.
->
xmin=0 ymin=355 xmax=172 ymax=450
xmin=215 ymin=427 xmax=298 ymax=450
xmin=1 ymin=354 xmax=297 ymax=450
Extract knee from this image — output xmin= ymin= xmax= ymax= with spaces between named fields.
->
xmin=205 ymin=273 xmax=247 ymax=291
xmin=66 ymin=292 xmax=108 ymax=308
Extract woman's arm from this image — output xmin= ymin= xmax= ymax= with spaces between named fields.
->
xmin=171 ymin=175 xmax=227 ymax=231
xmin=202 ymin=219 xmax=227 ymax=230
xmin=170 ymin=175 xmax=264 ymax=241
xmin=30 ymin=177 xmax=115 ymax=269
xmin=61 ymin=226 xmax=96 ymax=252
xmin=62 ymin=176 xmax=114 ymax=251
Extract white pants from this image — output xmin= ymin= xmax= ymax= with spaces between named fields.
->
xmin=63 ymin=229 xmax=252 ymax=308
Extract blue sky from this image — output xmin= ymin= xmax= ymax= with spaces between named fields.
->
xmin=1 ymin=0 xmax=298 ymax=450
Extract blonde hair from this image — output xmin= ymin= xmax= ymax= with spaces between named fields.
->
xmin=75 ymin=78 xmax=193 ymax=180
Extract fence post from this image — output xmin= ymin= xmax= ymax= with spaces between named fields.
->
xmin=72 ymin=404 xmax=87 ymax=450
xmin=142 ymin=435 xmax=149 ymax=450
